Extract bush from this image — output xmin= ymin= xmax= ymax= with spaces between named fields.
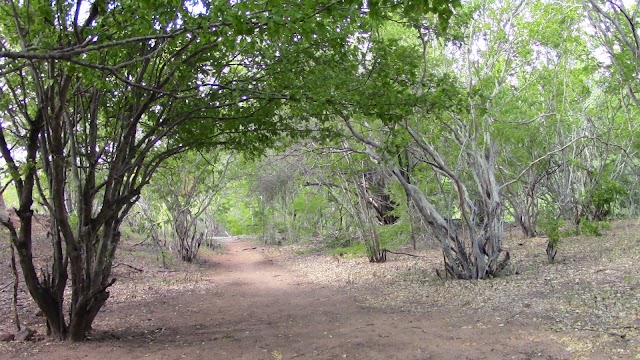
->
xmin=376 ymin=220 xmax=411 ymax=250
xmin=326 ymin=234 xmax=355 ymax=249
xmin=578 ymin=219 xmax=610 ymax=237
xmin=538 ymin=206 xmax=563 ymax=263
xmin=580 ymin=219 xmax=602 ymax=236
xmin=331 ymin=242 xmax=366 ymax=256
xmin=582 ymin=166 xmax=628 ymax=221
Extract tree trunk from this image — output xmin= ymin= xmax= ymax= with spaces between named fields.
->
xmin=389 ymin=149 xmax=510 ymax=280
xmin=362 ymin=170 xmax=399 ymax=225
xmin=390 ymin=169 xmax=472 ymax=278
xmin=68 ymin=290 xmax=110 ymax=341
xmin=12 ymin=223 xmax=68 ymax=340
xmin=10 ymin=244 xmax=21 ymax=332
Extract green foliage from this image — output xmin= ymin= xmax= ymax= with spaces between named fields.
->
xmin=156 ymin=248 xmax=174 ymax=269
xmin=291 ymin=190 xmax=332 ymax=238
xmin=376 ymin=219 xmax=412 ymax=249
xmin=583 ymin=172 xmax=628 ymax=221
xmin=576 ymin=219 xmax=611 ymax=237
xmin=539 ymin=207 xmax=563 ymax=246
xmin=212 ymin=171 xmax=257 ymax=236
xmin=325 ymin=234 xmax=356 ymax=249
xmin=572 ymin=160 xmax=630 ymax=224
xmin=0 ymin=178 xmax=18 ymax=208
xmin=4 ymin=0 xmax=640 ymax=339
xmin=560 ymin=228 xmax=580 ymax=238
xmin=0 ymin=0 xmax=464 ymax=340
xmin=330 ymin=242 xmax=367 ymax=256
xmin=144 ymin=151 xmax=233 ymax=261
xmin=579 ymin=219 xmax=603 ymax=237
xmin=222 ymin=201 xmax=263 ymax=236
xmin=323 ymin=220 xmax=408 ymax=257
xmin=538 ymin=206 xmax=562 ymax=263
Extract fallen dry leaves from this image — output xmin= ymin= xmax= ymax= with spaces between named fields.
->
xmin=272 ymin=219 xmax=640 ymax=359
xmin=1 ymin=220 xmax=639 ymax=359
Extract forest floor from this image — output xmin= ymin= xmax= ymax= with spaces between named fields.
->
xmin=0 ymin=219 xmax=639 ymax=359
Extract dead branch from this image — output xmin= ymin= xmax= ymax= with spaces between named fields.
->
xmin=112 ymin=263 xmax=144 ymax=272
xmin=501 ymin=136 xmax=588 ymax=189
xmin=574 ymin=326 xmax=636 ymax=339
xmin=381 ymin=249 xmax=427 ymax=258
xmin=132 ymin=238 xmax=149 ymax=247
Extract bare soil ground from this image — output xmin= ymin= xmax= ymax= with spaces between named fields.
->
xmin=0 ymin=219 xmax=639 ymax=359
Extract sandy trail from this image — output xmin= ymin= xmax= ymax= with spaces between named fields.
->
xmin=1 ymin=239 xmax=569 ymax=360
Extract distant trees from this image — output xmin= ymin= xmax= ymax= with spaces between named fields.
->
xmin=144 ymin=152 xmax=232 ymax=262
xmin=584 ymin=0 xmax=640 ymax=216
xmin=227 ymin=0 xmax=640 ymax=277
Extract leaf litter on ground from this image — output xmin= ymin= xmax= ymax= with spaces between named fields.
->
xmin=271 ymin=219 xmax=640 ymax=359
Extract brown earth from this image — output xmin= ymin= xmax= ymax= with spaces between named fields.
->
xmin=3 ymin=218 xmax=640 ymax=360
xmin=0 ymin=237 xmax=572 ymax=360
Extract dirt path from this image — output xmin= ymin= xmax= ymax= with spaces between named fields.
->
xmin=1 ymin=239 xmax=570 ymax=360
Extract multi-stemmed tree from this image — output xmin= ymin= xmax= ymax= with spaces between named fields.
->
xmin=0 ymin=0 xmax=460 ymax=341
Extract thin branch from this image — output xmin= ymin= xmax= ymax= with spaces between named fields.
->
xmin=340 ymin=113 xmax=381 ymax=149
xmin=382 ymin=249 xmax=427 ymax=258
xmin=0 ymin=282 xmax=12 ymax=292
xmin=607 ymin=0 xmax=640 ymax=53
xmin=501 ymin=136 xmax=587 ymax=189
xmin=0 ymin=30 xmax=189 ymax=61
xmin=112 ymin=263 xmax=143 ymax=272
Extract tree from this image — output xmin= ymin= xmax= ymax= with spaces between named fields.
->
xmin=315 ymin=7 xmax=512 ymax=279
xmin=585 ymin=0 xmax=640 ymax=108
xmin=583 ymin=0 xmax=640 ymax=218
xmin=146 ymin=151 xmax=232 ymax=262
xmin=470 ymin=0 xmax=592 ymax=237
xmin=0 ymin=0 xmax=460 ymax=341
xmin=315 ymin=0 xmax=599 ymax=276
xmin=0 ymin=1 xmax=287 ymax=339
